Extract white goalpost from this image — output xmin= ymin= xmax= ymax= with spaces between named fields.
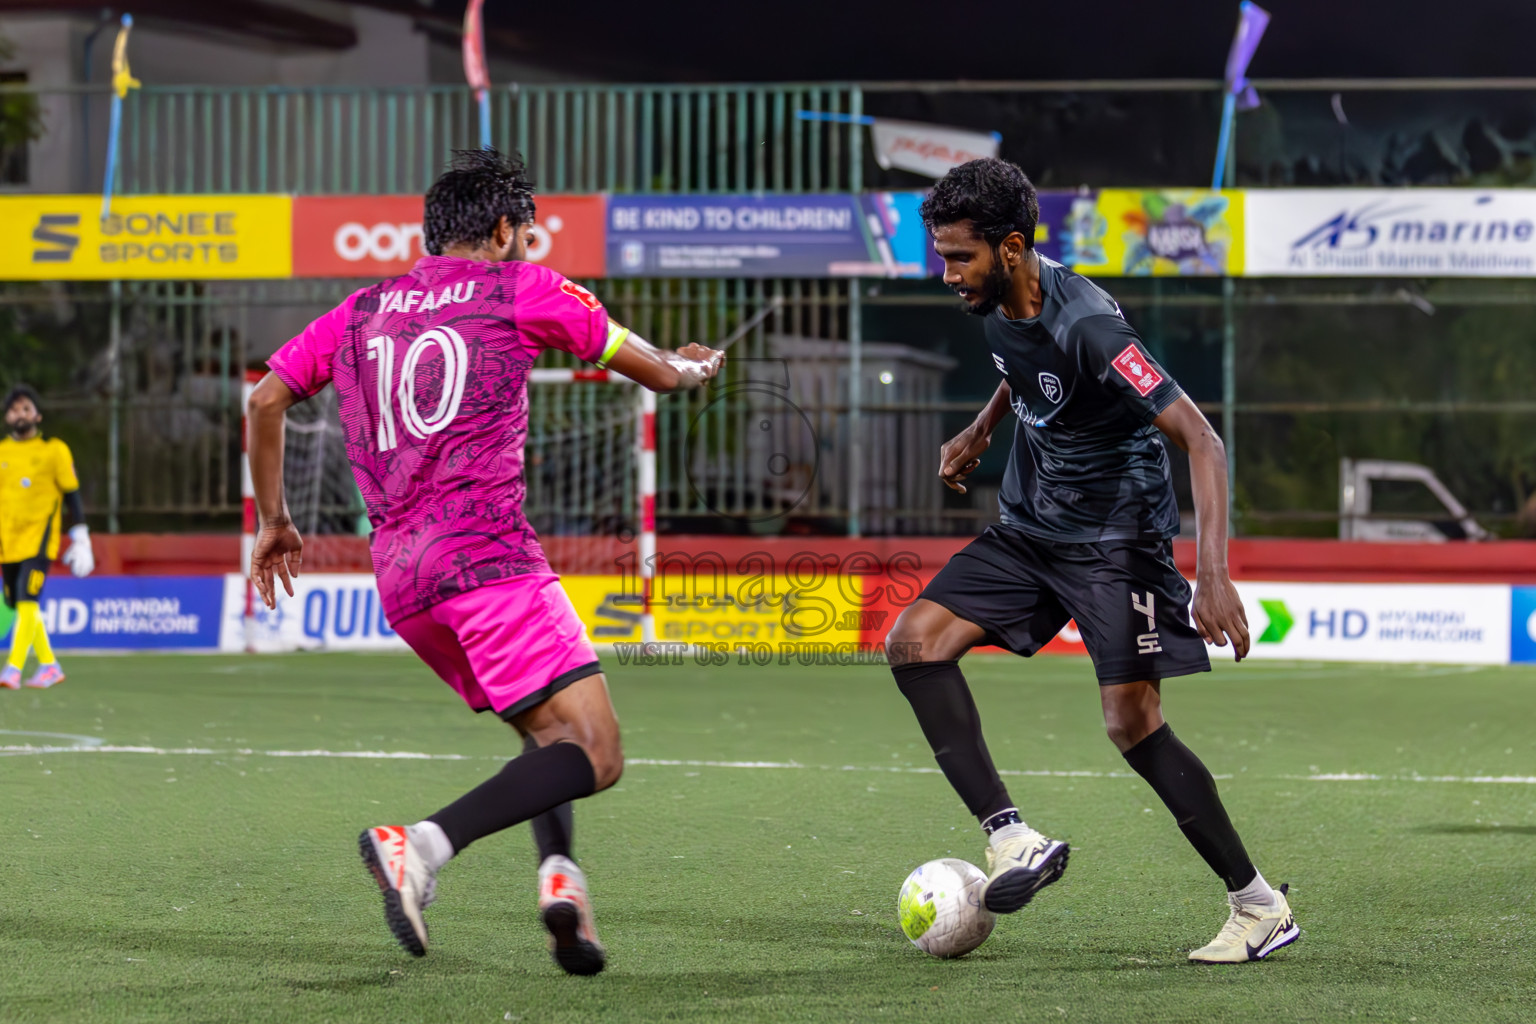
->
xmin=240 ymin=368 xmax=657 ymax=650
xmin=524 ymin=368 xmax=657 ymax=646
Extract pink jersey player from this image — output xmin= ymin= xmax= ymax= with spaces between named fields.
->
xmin=246 ymin=149 xmax=722 ymax=976
xmin=267 ymin=256 xmax=611 ymax=624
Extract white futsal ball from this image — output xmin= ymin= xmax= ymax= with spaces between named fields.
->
xmin=897 ymin=858 xmax=996 ymax=958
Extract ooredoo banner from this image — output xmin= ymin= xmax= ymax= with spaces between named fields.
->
xmin=290 ymin=194 xmax=607 ymax=279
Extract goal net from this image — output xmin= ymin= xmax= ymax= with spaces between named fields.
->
xmin=239 ymin=369 xmax=654 ymax=650
xmin=279 ymin=387 xmax=367 ymax=537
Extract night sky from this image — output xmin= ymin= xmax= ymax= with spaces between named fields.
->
xmin=468 ymin=0 xmax=1536 ymax=82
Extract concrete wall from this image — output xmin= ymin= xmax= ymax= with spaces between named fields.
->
xmin=0 ymin=4 xmax=590 ymax=193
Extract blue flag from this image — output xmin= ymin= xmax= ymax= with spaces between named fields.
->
xmin=1224 ymin=2 xmax=1271 ymax=111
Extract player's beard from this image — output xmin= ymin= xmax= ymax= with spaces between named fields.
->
xmin=6 ymin=417 xmax=38 ymax=439
xmin=955 ymin=257 xmax=1014 ymax=318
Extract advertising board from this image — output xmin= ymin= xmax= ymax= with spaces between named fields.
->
xmin=2 ymin=576 xmax=225 ymax=651
xmin=1245 ymin=189 xmax=1536 ymax=277
xmin=4 ymin=195 xmax=292 ymax=280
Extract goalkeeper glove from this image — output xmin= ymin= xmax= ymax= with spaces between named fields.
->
xmin=63 ymin=524 xmax=95 ymax=577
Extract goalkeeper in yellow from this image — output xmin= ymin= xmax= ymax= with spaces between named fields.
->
xmin=0 ymin=386 xmax=94 ymax=690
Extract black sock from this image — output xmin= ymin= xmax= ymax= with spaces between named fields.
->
xmin=523 ymin=733 xmax=575 ymax=863
xmin=428 ymin=741 xmax=596 ymax=854
xmin=893 ymin=660 xmax=1014 ymax=823
xmin=1122 ymin=723 xmax=1257 ymax=891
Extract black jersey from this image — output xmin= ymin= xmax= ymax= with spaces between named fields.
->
xmin=984 ymin=256 xmax=1183 ymax=543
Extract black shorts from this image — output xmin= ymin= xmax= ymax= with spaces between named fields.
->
xmin=2 ymin=556 xmax=51 ymax=609
xmin=919 ymin=524 xmax=1210 ymax=686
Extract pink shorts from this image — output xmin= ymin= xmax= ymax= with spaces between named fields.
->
xmin=393 ymin=573 xmax=601 ymax=720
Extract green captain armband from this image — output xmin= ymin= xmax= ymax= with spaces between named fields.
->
xmin=597 ymin=320 xmax=631 ymax=369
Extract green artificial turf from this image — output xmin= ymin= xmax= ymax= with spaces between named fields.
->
xmin=2 ymin=653 xmax=1534 ymax=1022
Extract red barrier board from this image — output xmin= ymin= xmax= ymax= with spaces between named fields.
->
xmin=291 ymin=194 xmax=606 ymax=279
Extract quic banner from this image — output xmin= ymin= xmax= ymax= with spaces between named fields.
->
xmin=220 ymin=573 xmax=405 ymax=652
xmin=2 ymin=195 xmax=292 ymax=279
xmin=290 ymin=194 xmax=606 ymax=278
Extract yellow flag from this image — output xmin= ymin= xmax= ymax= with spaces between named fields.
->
xmin=111 ymin=15 xmax=141 ymax=99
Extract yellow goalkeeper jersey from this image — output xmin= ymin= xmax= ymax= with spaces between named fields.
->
xmin=0 ymin=435 xmax=80 ymax=562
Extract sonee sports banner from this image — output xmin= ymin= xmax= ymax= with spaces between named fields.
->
xmin=5 ymin=195 xmax=292 ymax=280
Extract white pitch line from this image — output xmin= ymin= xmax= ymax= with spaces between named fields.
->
xmin=0 ymin=730 xmax=104 ymax=746
xmin=629 ymin=759 xmax=1148 ymax=780
xmin=2 ymin=743 xmax=1532 ymax=783
xmin=0 ymin=745 xmax=476 ymax=760
xmin=1292 ymin=772 xmax=1536 ymax=785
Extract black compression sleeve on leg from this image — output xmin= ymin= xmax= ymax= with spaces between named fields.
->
xmin=523 ymin=732 xmax=575 ymax=863
xmin=428 ymin=741 xmax=597 ymax=854
xmin=1122 ymin=723 xmax=1257 ymax=891
xmin=893 ymin=660 xmax=1014 ymax=823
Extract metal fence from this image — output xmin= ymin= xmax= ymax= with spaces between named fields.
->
xmin=4 ymin=82 xmax=865 ymax=196
xmin=6 ymin=78 xmax=1536 ymax=538
xmin=8 ymin=275 xmax=1536 ymax=538
xmin=12 ymin=78 xmax=1536 ymax=198
xmin=8 ymin=274 xmax=1534 ymax=539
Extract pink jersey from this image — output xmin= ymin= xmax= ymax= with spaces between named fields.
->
xmin=268 ymin=256 xmax=610 ymax=622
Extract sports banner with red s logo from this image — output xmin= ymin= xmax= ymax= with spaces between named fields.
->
xmin=291 ymin=194 xmax=606 ymax=279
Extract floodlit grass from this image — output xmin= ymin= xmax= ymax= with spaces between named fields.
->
xmin=3 ymin=653 xmax=1534 ymax=1022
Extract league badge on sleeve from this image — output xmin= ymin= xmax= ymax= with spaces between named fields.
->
xmin=560 ymin=279 xmax=603 ymax=312
xmin=1112 ymin=344 xmax=1164 ymax=397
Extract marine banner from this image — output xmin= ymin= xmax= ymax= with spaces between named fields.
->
xmin=1244 ymin=189 xmax=1536 ymax=276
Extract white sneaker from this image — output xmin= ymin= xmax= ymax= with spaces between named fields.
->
xmin=981 ymin=824 xmax=1069 ymax=913
xmin=539 ymin=854 xmax=606 ymax=975
xmin=1189 ymin=883 xmax=1299 ymax=964
xmin=359 ymin=825 xmax=439 ymax=957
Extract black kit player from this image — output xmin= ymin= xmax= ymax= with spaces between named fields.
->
xmin=886 ymin=159 xmax=1298 ymax=964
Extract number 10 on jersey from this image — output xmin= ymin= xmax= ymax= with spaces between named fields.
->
xmin=365 ymin=329 xmax=470 ymax=451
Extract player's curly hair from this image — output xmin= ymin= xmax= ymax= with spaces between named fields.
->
xmin=3 ymin=384 xmax=41 ymax=417
xmin=919 ymin=158 xmax=1039 ymax=250
xmin=423 ymin=148 xmax=538 ymax=256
